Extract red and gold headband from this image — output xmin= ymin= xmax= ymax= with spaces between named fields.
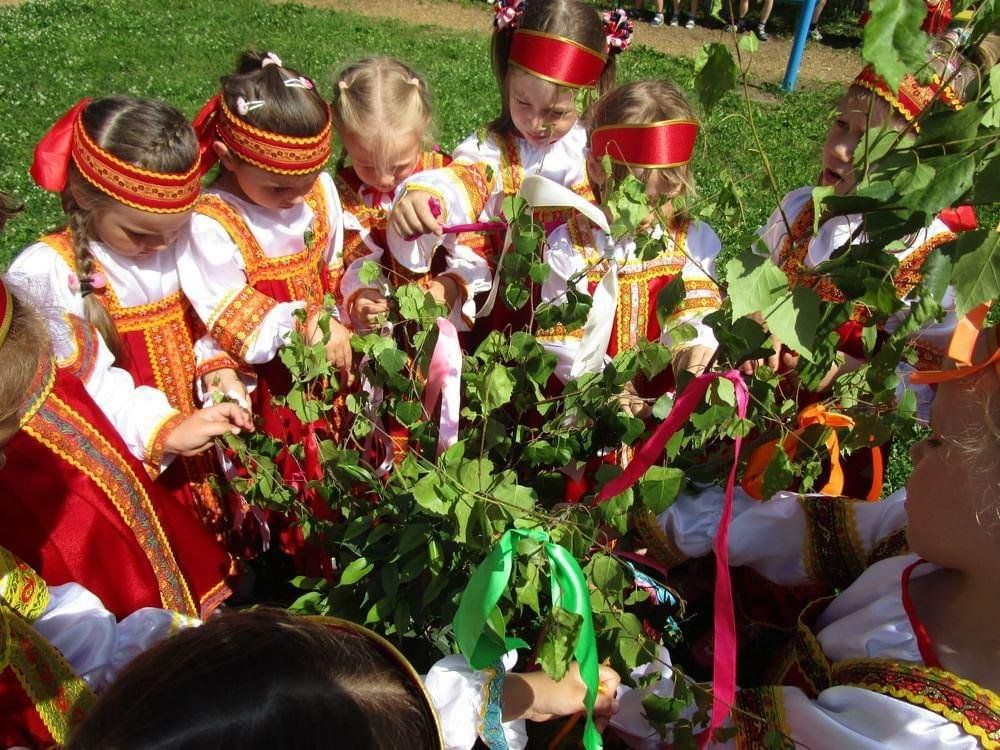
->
xmin=508 ymin=29 xmax=607 ymax=89
xmin=0 ymin=277 xmax=12 ymax=349
xmin=30 ymin=99 xmax=201 ymax=214
xmin=591 ymin=119 xmax=699 ymax=168
xmin=852 ymin=65 xmax=964 ymax=131
xmin=193 ymin=93 xmax=332 ymax=176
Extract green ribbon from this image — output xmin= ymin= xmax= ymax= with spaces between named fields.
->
xmin=454 ymin=529 xmax=602 ymax=750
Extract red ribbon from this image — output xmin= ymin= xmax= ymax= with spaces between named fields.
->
xmin=591 ymin=119 xmax=699 ymax=169
xmin=29 ymin=98 xmax=91 ymax=192
xmin=938 ymin=205 xmax=978 ymax=233
xmin=508 ymin=30 xmax=607 ymax=89
xmin=597 ymin=371 xmax=747 ymax=747
xmin=192 ymin=94 xmax=223 ymax=176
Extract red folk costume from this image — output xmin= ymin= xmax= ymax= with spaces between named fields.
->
xmin=16 ymin=98 xmax=237 ymax=536
xmin=0 ymin=305 xmax=231 ymax=621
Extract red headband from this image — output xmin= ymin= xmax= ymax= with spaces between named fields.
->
xmin=193 ymin=93 xmax=332 ymax=176
xmin=0 ymin=277 xmax=12 ymax=349
xmin=508 ymin=30 xmax=607 ymax=89
xmin=591 ymin=119 xmax=699 ymax=168
xmin=30 ymin=99 xmax=201 ymax=214
xmin=852 ymin=65 xmax=964 ymax=131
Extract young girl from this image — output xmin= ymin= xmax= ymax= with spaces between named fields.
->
xmin=331 ymin=57 xmax=453 ymax=332
xmin=10 ymin=95 xmax=245 ymax=537
xmin=0 ymin=274 xmax=249 ymax=622
xmin=66 ymin=607 xmax=621 ymax=749
xmin=177 ymin=50 xmax=349 ymax=443
xmin=388 ymin=0 xmax=625 ymax=334
xmin=538 ymin=80 xmax=722 ymax=409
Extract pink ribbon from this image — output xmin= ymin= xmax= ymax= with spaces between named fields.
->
xmin=423 ymin=317 xmax=463 ymax=455
xmin=597 ymin=370 xmax=747 ymax=748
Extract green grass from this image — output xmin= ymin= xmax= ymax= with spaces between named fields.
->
xmin=0 ymin=0 xmax=839 ymax=267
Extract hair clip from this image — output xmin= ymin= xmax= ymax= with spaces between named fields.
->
xmin=338 ymin=80 xmax=350 ymax=91
xmin=261 ymin=52 xmax=283 ymax=69
xmin=282 ymin=76 xmax=315 ymax=90
xmin=72 ymin=271 xmax=107 ymax=297
xmin=494 ymin=0 xmax=526 ymax=30
xmin=603 ymin=8 xmax=634 ymax=54
xmin=236 ymin=96 xmax=266 ymax=115
xmin=407 ymin=77 xmax=421 ymax=87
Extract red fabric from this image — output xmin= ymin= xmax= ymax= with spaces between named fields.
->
xmin=0 ymin=367 xmax=231 ymax=620
xmin=938 ymin=205 xmax=978 ymax=233
xmin=509 ymin=30 xmax=606 ymax=88
xmin=0 ymin=669 xmax=54 ymax=750
xmin=591 ymin=120 xmax=699 ymax=168
xmin=901 ymin=559 xmax=942 ymax=668
xmin=29 ymin=99 xmax=90 ymax=192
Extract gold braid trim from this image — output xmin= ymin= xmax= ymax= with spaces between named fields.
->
xmin=633 ymin=506 xmax=688 ymax=570
xmin=0 ymin=547 xmax=49 ymax=622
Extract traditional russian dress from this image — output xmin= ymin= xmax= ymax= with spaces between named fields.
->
xmin=538 ymin=215 xmax=722 ymax=387
xmin=761 ymin=187 xmax=958 ymax=418
xmin=0 ymin=546 xmax=194 ymax=749
xmin=8 ymin=231 xmax=239 ymax=535
xmin=0 ymin=317 xmax=232 ymax=621
xmin=389 ymin=125 xmax=596 ymax=332
xmin=175 ymin=172 xmax=345 ymax=439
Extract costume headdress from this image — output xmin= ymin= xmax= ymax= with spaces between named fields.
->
xmin=0 ymin=277 xmax=12 ymax=349
xmin=591 ymin=119 xmax=699 ymax=168
xmin=910 ymin=302 xmax=1000 ymax=385
xmin=29 ymin=99 xmax=201 ymax=214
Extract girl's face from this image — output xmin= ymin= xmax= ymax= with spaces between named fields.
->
xmin=507 ymin=68 xmax=578 ymax=148
xmin=91 ymin=201 xmax=191 ymax=258
xmin=341 ymin=129 xmax=422 ymax=194
xmin=215 ymin=142 xmax=321 ymax=211
xmin=820 ymin=89 xmax=896 ymax=197
xmin=905 ymin=374 xmax=1000 ymax=571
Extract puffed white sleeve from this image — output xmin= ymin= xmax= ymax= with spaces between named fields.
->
xmin=424 ymin=651 xmax=527 ymax=750
xmin=32 ymin=582 xmax=197 ymax=694
xmin=320 ymin=172 xmax=346 ymax=323
xmin=175 ymin=213 xmax=305 ymax=366
xmin=654 ymin=487 xmax=908 ymax=586
xmin=6 ymin=241 xmax=84 ymax=318
xmin=660 ymin=221 xmax=722 ymax=352
xmin=537 ymin=223 xmax=591 ymax=383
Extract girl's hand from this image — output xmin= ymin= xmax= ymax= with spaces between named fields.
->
xmin=673 ymin=344 xmax=715 ymax=376
xmin=424 ymin=275 xmax=460 ymax=309
xmin=502 ymin=663 xmax=621 ymax=729
xmin=201 ymin=367 xmax=251 ymax=413
xmin=349 ymin=290 xmax=389 ymax=330
xmin=306 ymin=314 xmax=355 ymax=387
xmin=739 ymin=334 xmax=783 ymax=376
xmin=164 ymin=403 xmax=254 ymax=457
xmin=389 ymin=191 xmax=443 ymax=239
xmin=618 ymin=380 xmax=651 ymax=420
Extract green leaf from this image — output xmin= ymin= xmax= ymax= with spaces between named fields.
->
xmin=339 ymin=556 xmax=374 ymax=586
xmin=737 ymin=32 xmax=758 ymax=55
xmin=655 ymin=275 xmax=686 ymax=330
xmin=726 ymin=254 xmax=788 ymax=320
xmin=761 ymin=443 xmax=795 ymax=498
xmin=538 ymin=607 xmax=582 ymax=682
xmin=984 ymin=65 xmax=1000 ymax=129
xmin=692 ymin=43 xmax=738 ymax=116
xmin=639 ymin=466 xmax=685 ymax=514
xmin=861 ymin=0 xmax=928 ymax=92
xmin=412 ymin=473 xmax=451 ymax=515
xmin=762 ymin=286 xmax=820 ymax=360
xmin=393 ymin=399 xmax=424 ymax=427
xmin=359 ymin=259 xmax=382 ymax=286
xmin=376 ymin=344 xmax=407 ymax=375
xmin=397 ymin=283 xmax=430 ymax=321
xmin=950 ymin=228 xmax=1000 ymax=317
xmin=479 ymin=364 xmax=516 ymax=412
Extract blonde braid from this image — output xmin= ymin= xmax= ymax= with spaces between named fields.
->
xmin=65 ymin=201 xmax=122 ymax=361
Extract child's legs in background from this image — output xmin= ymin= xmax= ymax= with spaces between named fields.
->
xmin=758 ymin=0 xmax=774 ymax=24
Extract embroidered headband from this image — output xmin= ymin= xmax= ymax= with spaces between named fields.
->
xmin=508 ymin=29 xmax=608 ymax=89
xmin=193 ymin=93 xmax=332 ymax=176
xmin=30 ymin=99 xmax=201 ymax=214
xmin=852 ymin=65 xmax=964 ymax=131
xmin=591 ymin=119 xmax=699 ymax=168
xmin=0 ymin=277 xmax=12 ymax=350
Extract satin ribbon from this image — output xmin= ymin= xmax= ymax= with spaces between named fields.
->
xmin=423 ymin=317 xmax=462 ymax=456
xmin=508 ymin=29 xmax=607 ymax=89
xmin=454 ymin=528 xmax=602 ymax=750
xmin=741 ymin=403 xmax=882 ymax=501
xmin=30 ymin=98 xmax=91 ymax=191
xmin=910 ymin=302 xmax=999 ymax=384
xmin=590 ymin=119 xmax=699 ymax=169
xmin=597 ymin=370 xmax=748 ymax=749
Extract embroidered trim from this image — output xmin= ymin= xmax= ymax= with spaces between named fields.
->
xmin=145 ymin=410 xmax=186 ymax=472
xmin=633 ymin=506 xmax=689 ymax=569
xmin=6 ymin=611 xmax=96 ymax=743
xmin=834 ymin=659 xmax=1000 ymax=748
xmin=209 ymin=285 xmax=280 ymax=360
xmin=23 ymin=392 xmax=197 ymax=616
xmin=497 ymin=133 xmax=594 ymax=227
xmin=868 ymin=528 xmax=910 ymax=565
xmin=734 ymin=686 xmax=788 ymax=750
xmin=0 ymin=548 xmax=49 ymax=622
xmin=784 ymin=596 xmax=836 ymax=696
xmin=477 ymin=659 xmax=510 ymax=749
xmin=800 ymin=495 xmax=867 ymax=591
xmin=16 ymin=354 xmax=57 ymax=430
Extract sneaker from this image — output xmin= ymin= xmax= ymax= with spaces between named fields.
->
xmin=651 ymin=13 xmax=665 ymax=26
xmin=685 ymin=16 xmax=696 ymax=28
xmin=669 ymin=15 xmax=680 ymax=26
xmin=809 ymin=26 xmax=823 ymax=41
xmin=754 ymin=23 xmax=769 ymax=40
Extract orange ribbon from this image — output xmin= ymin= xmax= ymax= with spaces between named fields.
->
xmin=910 ymin=302 xmax=999 ymax=385
xmin=742 ymin=403 xmax=882 ymax=501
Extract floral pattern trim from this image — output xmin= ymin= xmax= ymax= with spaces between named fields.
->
xmin=0 ymin=547 xmax=49 ymax=622
xmin=209 ymin=285 xmax=280 ymax=361
xmin=834 ymin=659 xmax=1000 ymax=749
xmin=477 ymin=658 xmax=510 ymax=749
xmin=800 ymin=495 xmax=867 ymax=591
xmin=734 ymin=686 xmax=789 ymax=750
xmin=22 ymin=391 xmax=197 ymax=616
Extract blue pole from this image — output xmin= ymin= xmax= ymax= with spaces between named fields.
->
xmin=781 ymin=0 xmax=820 ymax=92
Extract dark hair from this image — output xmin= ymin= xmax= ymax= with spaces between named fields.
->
xmin=0 ymin=283 xmax=50 ymax=447
xmin=64 ymin=96 xmax=199 ymax=360
xmin=583 ymin=79 xmax=699 ymax=217
xmin=66 ymin=608 xmax=442 ymax=750
xmin=220 ymin=50 xmax=330 ymax=139
xmin=0 ymin=191 xmax=22 ymax=234
xmin=489 ymin=0 xmax=614 ymax=138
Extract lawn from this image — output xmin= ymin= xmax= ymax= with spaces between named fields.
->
xmin=0 ymin=0 xmax=840 ymax=266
